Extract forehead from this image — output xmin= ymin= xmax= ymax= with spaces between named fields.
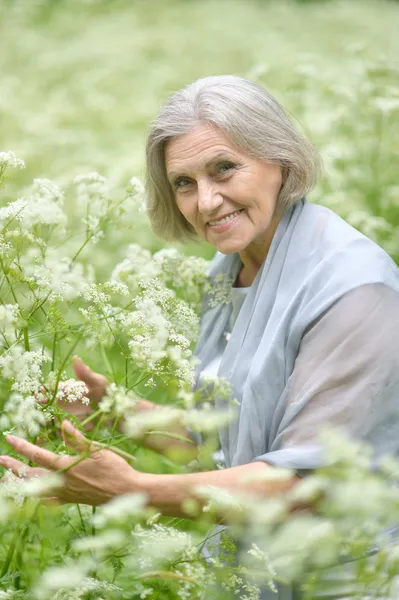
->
xmin=165 ymin=123 xmax=241 ymax=176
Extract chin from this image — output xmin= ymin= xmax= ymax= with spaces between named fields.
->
xmin=214 ymin=239 xmax=248 ymax=255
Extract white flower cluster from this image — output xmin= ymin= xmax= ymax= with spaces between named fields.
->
xmin=73 ymin=172 xmax=109 ymax=218
xmin=0 ymin=346 xmax=49 ymax=436
xmin=35 ymin=559 xmax=121 ymax=600
xmin=55 ymin=379 xmax=90 ymax=405
xmin=98 ymin=383 xmax=139 ymax=416
xmin=0 ymin=150 xmax=25 ymax=174
xmin=0 ymin=178 xmax=66 ymax=231
xmin=131 ymin=523 xmax=206 ymax=599
xmin=92 ymin=492 xmax=148 ymax=528
xmin=111 ymin=244 xmax=164 ymax=295
xmin=126 ymin=176 xmax=146 ymax=213
xmin=20 ymin=247 xmax=91 ymax=301
xmin=0 ymin=303 xmax=20 ymax=349
xmin=0 ymin=469 xmax=62 ymax=508
xmin=123 ymin=406 xmax=181 ymax=440
xmin=112 ymin=245 xmax=210 ymax=311
xmin=0 ymin=346 xmax=48 ymax=395
xmin=205 ymin=273 xmax=234 ymax=308
xmin=125 ymin=296 xmax=170 ymax=370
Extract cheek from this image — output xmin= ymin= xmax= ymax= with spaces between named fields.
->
xmin=175 ymin=198 xmax=197 ymax=226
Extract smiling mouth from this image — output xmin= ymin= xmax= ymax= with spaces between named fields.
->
xmin=208 ymin=210 xmax=242 ymax=227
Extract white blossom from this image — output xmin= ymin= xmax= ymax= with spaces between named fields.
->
xmin=92 ymin=493 xmax=148 ymax=528
xmin=0 ymin=150 xmax=25 ymax=172
xmin=98 ymin=383 xmax=139 ymax=416
xmin=55 ymin=379 xmax=90 ymax=406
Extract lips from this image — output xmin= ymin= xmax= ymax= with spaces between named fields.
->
xmin=207 ymin=209 xmax=242 ymax=227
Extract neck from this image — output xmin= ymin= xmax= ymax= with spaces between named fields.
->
xmin=238 ymin=211 xmax=281 ymax=287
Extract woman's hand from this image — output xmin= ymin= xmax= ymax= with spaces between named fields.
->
xmin=71 ymin=356 xmax=109 ymax=405
xmin=0 ymin=421 xmax=139 ymax=506
xmin=41 ymin=357 xmax=109 ymax=430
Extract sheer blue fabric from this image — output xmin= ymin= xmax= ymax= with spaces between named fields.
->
xmin=194 ymin=199 xmax=399 ymax=598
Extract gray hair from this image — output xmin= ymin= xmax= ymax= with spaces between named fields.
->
xmin=146 ymin=75 xmax=321 ymax=242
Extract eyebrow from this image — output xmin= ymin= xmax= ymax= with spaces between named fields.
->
xmin=167 ymin=152 xmax=237 ymax=181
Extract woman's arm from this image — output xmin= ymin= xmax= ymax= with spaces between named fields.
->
xmin=135 ymin=461 xmax=298 ymax=518
xmin=0 ymin=423 xmax=297 ymax=517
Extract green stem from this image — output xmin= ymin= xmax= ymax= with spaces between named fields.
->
xmin=23 ymin=326 xmax=30 ymax=352
xmin=0 ymin=256 xmax=18 ymax=304
xmin=146 ymin=430 xmax=194 ymax=445
xmin=77 ymin=504 xmax=87 ymax=535
xmin=80 ymin=408 xmax=103 ymax=427
xmin=95 ymin=442 xmax=137 ymax=464
xmin=49 ymin=334 xmax=84 ymax=404
xmin=0 ymin=525 xmax=21 ymax=578
xmin=71 ymin=237 xmax=91 ymax=264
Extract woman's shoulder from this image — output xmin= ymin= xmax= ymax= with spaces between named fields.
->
xmin=286 ymin=202 xmax=399 ymax=327
xmin=295 ymin=201 xmax=398 ymax=285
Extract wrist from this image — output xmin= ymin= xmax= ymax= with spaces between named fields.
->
xmin=133 ymin=470 xmax=156 ymax=500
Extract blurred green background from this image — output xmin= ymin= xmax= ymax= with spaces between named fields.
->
xmin=1 ymin=0 xmax=398 ymax=262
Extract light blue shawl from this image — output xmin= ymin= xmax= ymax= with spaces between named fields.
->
xmin=194 ymin=198 xmax=399 ymax=471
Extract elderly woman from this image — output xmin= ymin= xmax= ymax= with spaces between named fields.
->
xmin=1 ymin=75 xmax=399 ymax=596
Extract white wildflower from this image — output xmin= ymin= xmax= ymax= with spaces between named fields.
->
xmin=103 ymin=280 xmax=129 ymax=296
xmin=0 ymin=495 xmax=13 ymax=523
xmin=184 ymin=407 xmax=235 ymax=434
xmin=0 ymin=150 xmax=25 ymax=172
xmin=98 ymin=383 xmax=139 ymax=416
xmin=123 ymin=407 xmax=181 ymax=439
xmin=34 ymin=560 xmax=95 ymax=600
xmin=73 ymin=171 xmax=109 ymax=219
xmin=72 ymin=529 xmax=126 ymax=553
xmin=92 ymin=493 xmax=148 ymax=528
xmin=205 ymin=273 xmax=234 ymax=307
xmin=55 ymin=379 xmax=90 ymax=406
xmin=111 ymin=244 xmax=158 ymax=291
xmin=0 ymin=303 xmax=20 ymax=348
xmin=126 ymin=176 xmax=146 ymax=213
xmin=1 ymin=469 xmax=62 ymax=508
xmin=194 ymin=485 xmax=244 ymax=514
xmin=0 ymin=346 xmax=48 ymax=395
xmin=247 ymin=543 xmax=278 ymax=593
xmin=126 ymin=297 xmax=169 ymax=369
xmin=0 ymin=392 xmax=47 ymax=437
xmin=20 ymin=247 xmax=90 ymax=301
xmin=0 ymin=178 xmax=66 ymax=230
xmin=132 ymin=523 xmax=198 ymax=571
xmin=82 ymin=214 xmax=104 ymax=243
xmin=373 ymin=97 xmax=399 ymax=114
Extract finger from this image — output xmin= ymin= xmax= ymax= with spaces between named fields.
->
xmin=0 ymin=455 xmax=28 ymax=476
xmin=72 ymin=356 xmax=97 ymax=386
xmin=38 ymin=385 xmax=49 ymax=405
xmin=61 ymin=420 xmax=94 ymax=454
xmin=41 ymin=496 xmax=63 ymax=507
xmin=5 ymin=435 xmax=67 ymax=471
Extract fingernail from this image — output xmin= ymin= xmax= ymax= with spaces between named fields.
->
xmin=5 ymin=435 xmax=16 ymax=444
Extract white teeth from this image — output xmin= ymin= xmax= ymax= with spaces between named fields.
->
xmin=209 ymin=210 xmax=241 ymax=226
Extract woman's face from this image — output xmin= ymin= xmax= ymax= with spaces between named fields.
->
xmin=165 ymin=123 xmax=283 ymax=255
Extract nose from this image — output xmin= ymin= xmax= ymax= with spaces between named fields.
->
xmin=197 ymin=179 xmax=223 ymax=215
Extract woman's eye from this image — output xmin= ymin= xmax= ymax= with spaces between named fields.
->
xmin=174 ymin=177 xmax=191 ymax=189
xmin=217 ymin=162 xmax=235 ymax=174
